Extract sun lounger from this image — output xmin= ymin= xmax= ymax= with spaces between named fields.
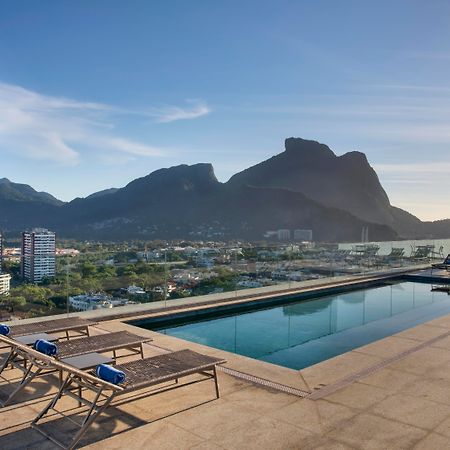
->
xmin=0 ymin=331 xmax=152 ymax=406
xmin=432 ymin=254 xmax=450 ymax=271
xmin=411 ymin=245 xmax=434 ymax=259
xmin=2 ymin=336 xmax=225 ymax=450
xmin=8 ymin=317 xmax=97 ymax=339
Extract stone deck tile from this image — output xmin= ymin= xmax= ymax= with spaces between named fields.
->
xmin=299 ymin=351 xmax=383 ymax=390
xmin=387 ymin=346 xmax=450 ymax=375
xmin=326 ymin=413 xmax=427 ymax=450
xmin=432 ymin=414 xmax=450 ymax=437
xmin=299 ymin=438 xmax=357 ymax=450
xmin=412 ymin=432 xmax=450 ymax=449
xmin=324 ymin=381 xmax=389 ymax=410
xmin=0 ymin=428 xmax=56 ymax=450
xmin=268 ymin=398 xmax=357 ymax=434
xmin=428 ymin=333 xmax=450 ymax=350
xmin=83 ymin=421 xmax=205 ymax=450
xmin=212 ymin=415 xmax=314 ymax=450
xmin=395 ymin=323 xmax=450 ymax=342
xmin=425 ymin=315 xmax=450 ymax=329
xmin=219 ymin=385 xmax=298 ymax=415
xmin=189 ymin=441 xmax=227 ymax=450
xmin=357 ymin=367 xmax=420 ymax=393
xmin=165 ymin=396 xmax=262 ymax=440
xmin=352 ymin=335 xmax=420 ymax=359
xmin=399 ymin=376 xmax=450 ymax=405
xmin=371 ymin=393 xmax=450 ymax=430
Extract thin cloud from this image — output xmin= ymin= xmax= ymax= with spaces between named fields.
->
xmin=0 ymin=82 xmax=209 ymax=165
xmin=374 ymin=162 xmax=450 ymax=174
xmin=373 ymin=84 xmax=450 ymax=94
xmin=153 ymin=100 xmax=211 ymax=123
xmin=98 ymin=137 xmax=164 ymax=157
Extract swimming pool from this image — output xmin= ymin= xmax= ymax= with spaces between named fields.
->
xmin=135 ymin=281 xmax=450 ymax=370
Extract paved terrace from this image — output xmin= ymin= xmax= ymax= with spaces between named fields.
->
xmin=1 ymin=266 xmax=450 ymax=449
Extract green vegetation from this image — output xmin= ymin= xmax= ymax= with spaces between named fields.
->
xmin=190 ymin=268 xmax=237 ymax=296
xmin=1 ymin=246 xmax=172 ymax=318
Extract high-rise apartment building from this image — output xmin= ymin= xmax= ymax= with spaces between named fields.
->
xmin=0 ymin=232 xmax=3 ymax=274
xmin=293 ymin=229 xmax=313 ymax=242
xmin=0 ymin=233 xmax=11 ymax=295
xmin=0 ymin=273 xmax=11 ymax=296
xmin=21 ymin=228 xmax=56 ymax=283
xmin=277 ymin=229 xmax=291 ymax=241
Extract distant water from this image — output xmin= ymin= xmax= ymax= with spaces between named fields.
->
xmin=339 ymin=238 xmax=450 ymax=258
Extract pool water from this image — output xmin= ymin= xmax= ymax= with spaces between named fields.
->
xmin=139 ymin=281 xmax=450 ymax=370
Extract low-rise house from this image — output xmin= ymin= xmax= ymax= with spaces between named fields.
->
xmin=237 ymin=279 xmax=263 ymax=288
xmin=69 ymin=293 xmax=113 ymax=311
xmin=127 ymin=285 xmax=146 ymax=295
xmin=56 ymin=248 xmax=80 ymax=257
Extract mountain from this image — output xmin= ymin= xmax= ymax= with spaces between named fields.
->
xmin=85 ymin=188 xmax=119 ymax=200
xmin=228 ymin=138 xmax=423 ymax=237
xmin=0 ymin=178 xmax=63 ymax=232
xmin=53 ymin=163 xmax=394 ymax=241
xmin=0 ymin=137 xmax=448 ymax=241
xmin=0 ymin=178 xmax=63 ymax=206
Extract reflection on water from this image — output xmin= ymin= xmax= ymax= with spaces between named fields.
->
xmin=155 ymin=282 xmax=450 ymax=370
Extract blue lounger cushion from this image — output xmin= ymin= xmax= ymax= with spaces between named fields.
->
xmin=96 ymin=364 xmax=126 ymax=385
xmin=33 ymin=339 xmax=58 ymax=356
xmin=0 ymin=324 xmax=10 ymax=336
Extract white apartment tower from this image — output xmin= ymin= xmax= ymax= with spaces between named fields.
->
xmin=21 ymin=228 xmax=56 ymax=283
xmin=0 ymin=233 xmax=11 ymax=295
xmin=0 ymin=232 xmax=3 ymax=273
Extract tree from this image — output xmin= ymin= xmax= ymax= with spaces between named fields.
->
xmin=81 ymin=262 xmax=97 ymax=278
xmin=98 ymin=265 xmax=116 ymax=277
xmin=118 ymin=265 xmax=137 ymax=277
xmin=9 ymin=296 xmax=26 ymax=312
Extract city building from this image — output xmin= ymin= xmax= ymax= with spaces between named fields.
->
xmin=69 ymin=293 xmax=113 ymax=311
xmin=293 ymin=229 xmax=313 ymax=242
xmin=277 ymin=229 xmax=291 ymax=241
xmin=21 ymin=228 xmax=56 ymax=283
xmin=0 ymin=273 xmax=11 ymax=296
xmin=127 ymin=285 xmax=146 ymax=295
xmin=0 ymin=232 xmax=3 ymax=273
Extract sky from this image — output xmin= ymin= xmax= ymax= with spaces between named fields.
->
xmin=0 ymin=0 xmax=449 ymax=221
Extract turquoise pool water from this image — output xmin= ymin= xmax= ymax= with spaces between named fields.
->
xmin=138 ymin=281 xmax=450 ymax=370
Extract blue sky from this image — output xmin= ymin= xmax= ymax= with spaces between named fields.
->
xmin=1 ymin=0 xmax=450 ymax=220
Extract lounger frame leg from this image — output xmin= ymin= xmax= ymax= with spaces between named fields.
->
xmin=68 ymin=392 xmax=115 ymax=450
xmin=213 ymin=366 xmax=220 ymax=399
xmin=32 ymin=373 xmax=73 ymax=424
xmin=33 ymin=375 xmax=117 ymax=450
xmin=0 ymin=349 xmax=17 ymax=376
xmin=3 ymin=363 xmax=43 ymax=406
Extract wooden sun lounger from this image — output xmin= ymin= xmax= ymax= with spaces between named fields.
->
xmin=8 ymin=317 xmax=97 ymax=339
xmin=432 ymin=254 xmax=450 ymax=271
xmin=15 ymin=340 xmax=225 ymax=450
xmin=0 ymin=331 xmax=152 ymax=406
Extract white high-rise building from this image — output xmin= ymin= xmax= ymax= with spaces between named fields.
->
xmin=277 ymin=229 xmax=291 ymax=241
xmin=0 ymin=233 xmax=11 ymax=295
xmin=0 ymin=274 xmax=11 ymax=296
xmin=293 ymin=229 xmax=313 ymax=242
xmin=0 ymin=232 xmax=3 ymax=273
xmin=21 ymin=228 xmax=56 ymax=283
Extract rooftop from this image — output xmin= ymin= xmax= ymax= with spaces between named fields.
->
xmin=1 ymin=267 xmax=450 ymax=449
